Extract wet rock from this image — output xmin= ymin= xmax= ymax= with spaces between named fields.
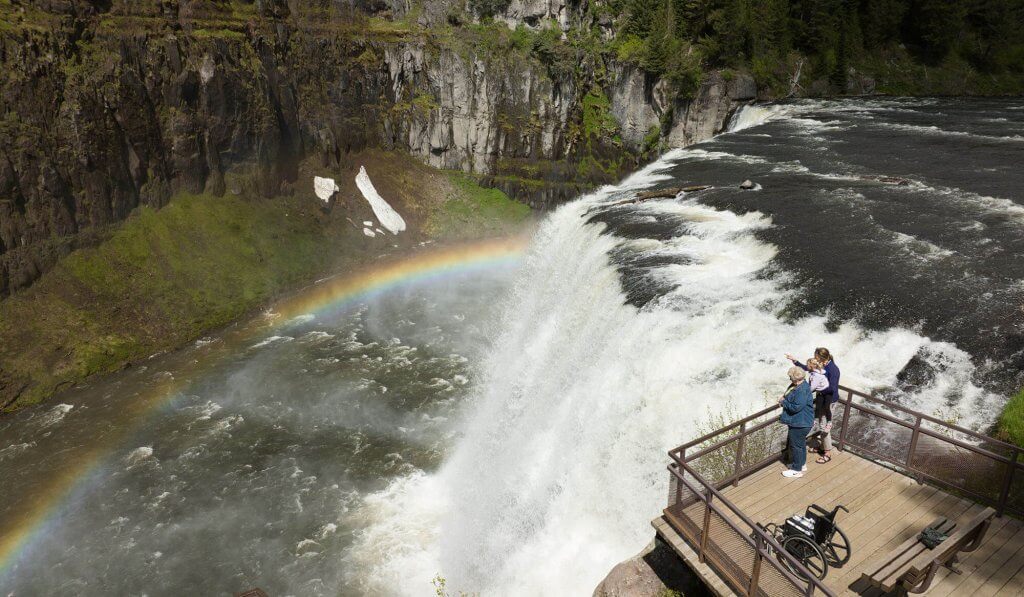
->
xmin=594 ymin=542 xmax=668 ymax=597
xmin=728 ymin=73 xmax=757 ymax=101
xmin=594 ymin=538 xmax=705 ymax=597
xmin=636 ymin=185 xmax=711 ymax=200
xmin=637 ymin=187 xmax=683 ymax=200
xmin=0 ymin=3 xmax=747 ymax=295
xmin=498 ymin=0 xmax=570 ymax=30
xmin=666 ymin=70 xmax=751 ymax=147
xmin=846 ymin=68 xmax=876 ymax=95
xmin=740 ymin=179 xmax=756 ymax=189
xmin=609 ymin=63 xmax=661 ymax=152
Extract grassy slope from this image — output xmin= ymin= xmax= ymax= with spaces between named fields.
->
xmin=0 ymin=192 xmax=345 ymax=409
xmin=426 ymin=172 xmax=532 ymax=239
xmin=999 ymin=388 xmax=1024 ymax=447
xmin=0 ymin=152 xmax=529 ymax=412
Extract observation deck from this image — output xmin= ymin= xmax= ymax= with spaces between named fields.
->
xmin=655 ymin=386 xmax=1024 ymax=596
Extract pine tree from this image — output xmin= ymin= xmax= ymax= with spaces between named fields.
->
xmin=624 ymin=0 xmax=657 ymax=38
xmin=645 ymin=0 xmax=677 ymax=75
xmin=908 ymin=0 xmax=969 ymax=63
xmin=830 ymin=18 xmax=849 ymax=94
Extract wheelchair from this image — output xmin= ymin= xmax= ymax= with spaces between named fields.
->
xmin=758 ymin=504 xmax=851 ymax=581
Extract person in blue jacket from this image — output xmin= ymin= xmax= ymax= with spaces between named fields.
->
xmin=786 ymin=347 xmax=841 ymax=464
xmin=779 ymin=366 xmax=815 ymax=478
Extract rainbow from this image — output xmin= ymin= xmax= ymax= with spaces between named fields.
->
xmin=272 ymin=235 xmax=527 ymax=322
xmin=0 ymin=235 xmax=528 ymax=580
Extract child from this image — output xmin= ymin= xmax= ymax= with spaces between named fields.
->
xmin=805 ymin=358 xmax=833 ymax=462
xmin=785 ymin=353 xmax=835 ymax=463
xmin=806 ymin=358 xmax=828 ymax=394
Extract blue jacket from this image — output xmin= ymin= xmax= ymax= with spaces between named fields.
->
xmin=780 ymin=381 xmax=815 ymax=428
xmin=793 ymin=359 xmax=841 ymax=404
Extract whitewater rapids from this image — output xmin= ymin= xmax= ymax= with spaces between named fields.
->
xmin=2 ymin=98 xmax=1018 ymax=597
xmin=344 ymin=145 xmax=1000 ymax=595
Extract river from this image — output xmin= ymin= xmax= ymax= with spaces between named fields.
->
xmin=1 ymin=97 xmax=1022 ymax=596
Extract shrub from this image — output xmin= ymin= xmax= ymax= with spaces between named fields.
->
xmin=469 ymin=0 xmax=511 ymax=20
xmin=998 ymin=388 xmax=1024 ymax=447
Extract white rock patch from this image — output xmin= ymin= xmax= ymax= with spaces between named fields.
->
xmin=199 ymin=55 xmax=215 ymax=84
xmin=126 ymin=446 xmax=154 ymax=466
xmin=355 ymin=166 xmax=406 ymax=234
xmin=363 ymin=228 xmax=377 ymax=238
xmin=314 ymin=176 xmax=340 ymax=202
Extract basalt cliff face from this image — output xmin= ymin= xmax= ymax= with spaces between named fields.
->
xmin=0 ymin=0 xmax=754 ymax=297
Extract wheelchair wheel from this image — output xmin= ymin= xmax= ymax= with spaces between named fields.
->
xmin=825 ymin=525 xmax=852 ymax=567
xmin=782 ymin=534 xmax=829 ymax=580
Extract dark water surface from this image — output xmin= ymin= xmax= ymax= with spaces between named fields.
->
xmin=601 ymin=98 xmax=1024 ymax=393
xmin=0 ymin=271 xmax=512 ymax=596
xmin=2 ymin=98 xmax=1022 ymax=597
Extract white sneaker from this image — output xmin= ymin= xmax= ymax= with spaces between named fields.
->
xmin=783 ymin=470 xmax=804 ymax=478
xmin=802 ymin=465 xmax=808 ymax=472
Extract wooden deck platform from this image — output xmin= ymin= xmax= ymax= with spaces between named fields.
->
xmin=658 ymin=450 xmax=1024 ymax=596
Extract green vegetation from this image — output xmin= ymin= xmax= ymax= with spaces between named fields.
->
xmin=469 ymin=0 xmax=513 ymax=20
xmin=0 ymin=192 xmax=349 ymax=410
xmin=190 ymin=27 xmax=248 ymax=40
xmin=431 ymin=573 xmax=477 ymax=597
xmin=998 ymin=388 xmax=1024 ymax=447
xmin=582 ymin=87 xmax=619 ymax=139
xmin=689 ymin=394 xmax=779 ymax=482
xmin=391 ymin=91 xmax=441 ymax=119
xmin=426 ymin=172 xmax=532 ymax=239
xmin=0 ymin=149 xmax=531 ymax=412
xmin=611 ymin=0 xmax=1024 ymax=96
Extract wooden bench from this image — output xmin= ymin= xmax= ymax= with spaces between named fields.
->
xmin=855 ymin=507 xmax=996 ymax=594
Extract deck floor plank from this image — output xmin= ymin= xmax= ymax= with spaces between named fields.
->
xmin=658 ymin=450 xmax=1024 ymax=596
xmin=988 ymin=534 xmax=1024 ymax=596
xmin=927 ymin=513 xmax=1020 ymax=597
xmin=731 ymin=451 xmax=875 ymax=517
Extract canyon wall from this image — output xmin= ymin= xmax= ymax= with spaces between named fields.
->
xmin=0 ymin=0 xmax=754 ymax=296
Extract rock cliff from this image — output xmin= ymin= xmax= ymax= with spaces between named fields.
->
xmin=0 ymin=0 xmax=753 ymax=297
xmin=593 ymin=538 xmax=707 ymax=597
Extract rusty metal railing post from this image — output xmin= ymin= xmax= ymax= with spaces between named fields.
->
xmin=734 ymin=421 xmax=746 ymax=487
xmin=699 ymin=487 xmax=713 ymax=563
xmin=837 ymin=389 xmax=853 ymax=451
xmin=907 ymin=415 xmax=922 ymax=468
xmin=674 ymin=468 xmax=682 ymax=506
xmin=748 ymin=535 xmax=763 ymax=596
xmin=999 ymin=448 xmax=1019 ymax=516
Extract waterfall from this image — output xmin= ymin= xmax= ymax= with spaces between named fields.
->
xmin=727 ymin=103 xmax=794 ymax=132
xmin=347 ymin=138 xmax=1000 ymax=597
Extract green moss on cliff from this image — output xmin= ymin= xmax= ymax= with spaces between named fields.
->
xmin=425 ymin=172 xmax=531 ymax=239
xmin=0 ymin=149 xmax=530 ymax=412
xmin=0 ymin=192 xmax=346 ymax=410
xmin=998 ymin=388 xmax=1024 ymax=447
xmin=581 ymin=87 xmax=618 ymax=139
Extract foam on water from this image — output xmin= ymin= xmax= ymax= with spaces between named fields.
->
xmin=36 ymin=403 xmax=74 ymax=429
xmin=903 ymin=181 xmax=1024 ymax=222
xmin=0 ymin=442 xmax=36 ymax=462
xmin=348 ymin=149 xmax=1002 ymax=596
xmin=888 ymin=122 xmax=1024 ymax=143
xmin=5 ymin=97 xmax=1016 ymax=596
xmin=250 ymin=335 xmax=294 ymax=349
xmin=125 ymin=446 xmax=155 ymax=467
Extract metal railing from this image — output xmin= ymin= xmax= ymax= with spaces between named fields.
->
xmin=662 ymin=384 xmax=1024 ymax=596
xmin=667 ymin=464 xmax=837 ymax=596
